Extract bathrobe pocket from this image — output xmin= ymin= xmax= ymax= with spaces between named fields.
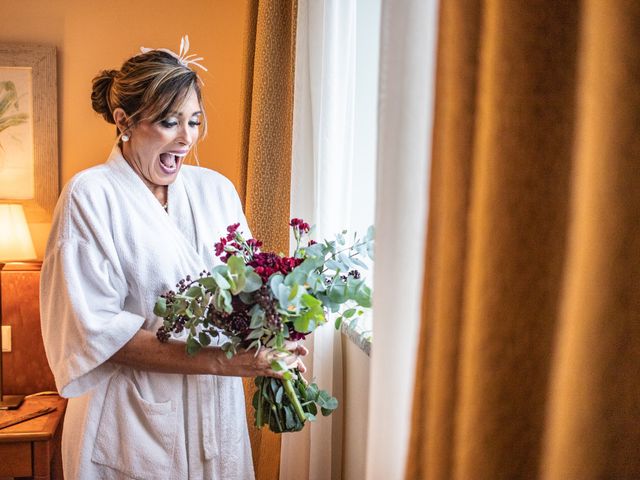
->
xmin=91 ymin=372 xmax=178 ymax=479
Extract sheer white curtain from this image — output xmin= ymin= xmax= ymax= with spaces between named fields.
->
xmin=283 ymin=0 xmax=439 ymax=478
xmin=281 ymin=1 xmax=356 ymax=479
xmin=366 ymin=0 xmax=440 ymax=479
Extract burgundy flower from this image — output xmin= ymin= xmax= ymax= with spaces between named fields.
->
xmin=214 ymin=237 xmax=227 ymax=256
xmin=288 ymin=325 xmax=307 ymax=341
xmin=247 ymin=238 xmax=263 ymax=250
xmin=226 ymin=222 xmax=241 ymax=241
xmin=227 ymin=241 xmax=241 ymax=251
xmin=290 ymin=218 xmax=310 ymax=233
xmin=248 ymin=252 xmax=303 ymax=282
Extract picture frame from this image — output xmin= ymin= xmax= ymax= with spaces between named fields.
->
xmin=0 ymin=44 xmax=58 ymax=221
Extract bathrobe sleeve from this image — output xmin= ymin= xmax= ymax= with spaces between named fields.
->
xmin=233 ymin=185 xmax=252 ymax=238
xmin=40 ymin=177 xmax=145 ymax=398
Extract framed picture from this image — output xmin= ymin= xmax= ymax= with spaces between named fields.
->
xmin=0 ymin=44 xmax=58 ymax=221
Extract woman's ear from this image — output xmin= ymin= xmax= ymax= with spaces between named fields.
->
xmin=112 ymin=108 xmax=130 ymax=135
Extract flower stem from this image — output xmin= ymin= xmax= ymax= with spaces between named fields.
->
xmin=283 ymin=377 xmax=306 ymax=424
xmin=256 ymin=377 xmax=265 ymax=426
xmin=272 ymin=404 xmax=284 ymax=432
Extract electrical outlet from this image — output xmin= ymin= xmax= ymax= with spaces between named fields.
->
xmin=1 ymin=325 xmax=11 ymax=352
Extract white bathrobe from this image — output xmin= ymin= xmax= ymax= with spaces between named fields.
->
xmin=40 ymin=145 xmax=255 ymax=480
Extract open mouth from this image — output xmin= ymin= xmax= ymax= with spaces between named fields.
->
xmin=159 ymin=152 xmax=187 ymax=174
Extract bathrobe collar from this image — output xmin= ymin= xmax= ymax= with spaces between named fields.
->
xmin=106 ymin=144 xmax=205 ymax=263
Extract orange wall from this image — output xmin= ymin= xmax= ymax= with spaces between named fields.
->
xmin=0 ymin=0 xmax=253 ymax=257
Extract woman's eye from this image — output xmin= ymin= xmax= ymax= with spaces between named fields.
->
xmin=189 ymin=121 xmax=202 ymax=127
xmin=160 ymin=120 xmax=178 ymax=128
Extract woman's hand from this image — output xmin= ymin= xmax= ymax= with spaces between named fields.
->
xmin=222 ymin=341 xmax=308 ymax=379
xmin=110 ymin=329 xmax=308 ymax=379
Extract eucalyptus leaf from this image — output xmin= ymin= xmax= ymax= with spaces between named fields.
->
xmin=269 ymin=274 xmax=284 ymax=294
xmin=366 ymin=225 xmax=375 ymax=241
xmin=212 ymin=271 xmax=231 ymax=290
xmin=185 ymin=285 xmax=203 ymax=298
xmin=324 ymin=240 xmax=336 ymax=253
xmin=239 ymin=291 xmax=254 ymax=304
xmin=232 ymin=274 xmax=247 ymax=295
xmin=220 ymin=289 xmax=233 ymax=313
xmin=304 ymin=243 xmax=324 ymax=258
xmin=351 ymin=256 xmax=368 ymax=269
xmin=293 ymin=313 xmax=311 ymax=333
xmin=284 ymin=268 xmax=307 ymax=286
xmin=227 ymin=255 xmax=246 ymax=275
xmin=307 ymin=402 xmax=318 ymax=416
xmin=153 ymin=298 xmax=167 ymax=316
xmin=199 ymin=331 xmax=211 ymax=346
xmin=301 ymin=294 xmax=322 ymax=309
xmin=354 ymin=284 xmax=372 ymax=307
xmin=305 ymin=383 xmax=319 ymax=401
xmin=250 ymin=306 xmax=265 ymax=329
xmin=277 ymin=284 xmax=292 ymax=310
xmin=284 ymin=405 xmax=295 ymax=429
xmin=244 ymin=271 xmax=263 ymax=292
xmin=288 ymin=283 xmax=299 ymax=301
xmin=343 ymin=308 xmax=356 ymax=318
xmin=328 ymin=283 xmax=348 ymax=303
xmin=246 ymin=328 xmax=265 ymax=340
xmin=197 ymin=277 xmax=217 ymax=290
xmin=326 ymin=259 xmax=342 ymax=272
xmin=337 ymin=252 xmax=352 ymax=268
xmin=323 ymin=396 xmax=338 ymax=410
xmin=186 ymin=336 xmax=201 ymax=356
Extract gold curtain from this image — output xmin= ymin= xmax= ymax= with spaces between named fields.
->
xmin=407 ymin=1 xmax=640 ymax=479
xmin=238 ymin=1 xmax=298 ymax=479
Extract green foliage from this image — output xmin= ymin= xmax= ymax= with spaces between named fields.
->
xmin=155 ymin=222 xmax=374 ymax=433
xmin=252 ymin=372 xmax=338 ymax=433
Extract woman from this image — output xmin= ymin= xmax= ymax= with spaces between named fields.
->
xmin=40 ymin=39 xmax=306 ymax=480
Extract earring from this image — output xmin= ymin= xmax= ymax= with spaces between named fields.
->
xmin=121 ymin=133 xmax=130 ymax=142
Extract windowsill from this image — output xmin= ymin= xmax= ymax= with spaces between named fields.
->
xmin=340 ymin=316 xmax=372 ymax=357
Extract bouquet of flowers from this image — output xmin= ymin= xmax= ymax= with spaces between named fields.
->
xmin=154 ymin=219 xmax=374 ymax=433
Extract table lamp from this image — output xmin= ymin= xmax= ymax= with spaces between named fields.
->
xmin=0 ymin=204 xmax=37 ymax=409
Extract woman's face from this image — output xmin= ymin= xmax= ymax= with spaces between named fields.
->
xmin=123 ymin=87 xmax=202 ymax=188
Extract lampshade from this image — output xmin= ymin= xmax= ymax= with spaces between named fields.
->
xmin=0 ymin=204 xmax=36 ymax=262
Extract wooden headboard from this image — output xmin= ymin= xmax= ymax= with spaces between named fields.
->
xmin=1 ymin=262 xmax=57 ymax=395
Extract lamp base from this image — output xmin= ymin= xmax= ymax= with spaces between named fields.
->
xmin=0 ymin=394 xmax=25 ymax=410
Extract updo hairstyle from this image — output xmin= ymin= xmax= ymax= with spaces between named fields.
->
xmin=91 ymin=50 xmax=206 ymax=137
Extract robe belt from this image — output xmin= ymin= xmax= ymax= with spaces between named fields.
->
xmin=197 ymin=375 xmax=218 ymax=461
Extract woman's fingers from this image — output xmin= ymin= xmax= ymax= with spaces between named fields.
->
xmin=255 ymin=342 xmax=309 ymax=378
xmin=283 ymin=341 xmax=309 ymax=357
xmin=296 ymin=359 xmax=307 ymax=374
xmin=282 ymin=352 xmax=307 ymax=374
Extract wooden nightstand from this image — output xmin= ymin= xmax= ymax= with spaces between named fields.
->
xmin=0 ymin=395 xmax=66 ymax=480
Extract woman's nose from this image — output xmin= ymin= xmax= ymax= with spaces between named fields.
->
xmin=178 ymin=123 xmax=193 ymax=146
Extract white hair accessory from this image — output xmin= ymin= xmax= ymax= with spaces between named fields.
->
xmin=140 ymin=35 xmax=208 ymax=72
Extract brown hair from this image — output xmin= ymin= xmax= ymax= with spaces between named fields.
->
xmin=91 ymin=50 xmax=207 ymax=138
